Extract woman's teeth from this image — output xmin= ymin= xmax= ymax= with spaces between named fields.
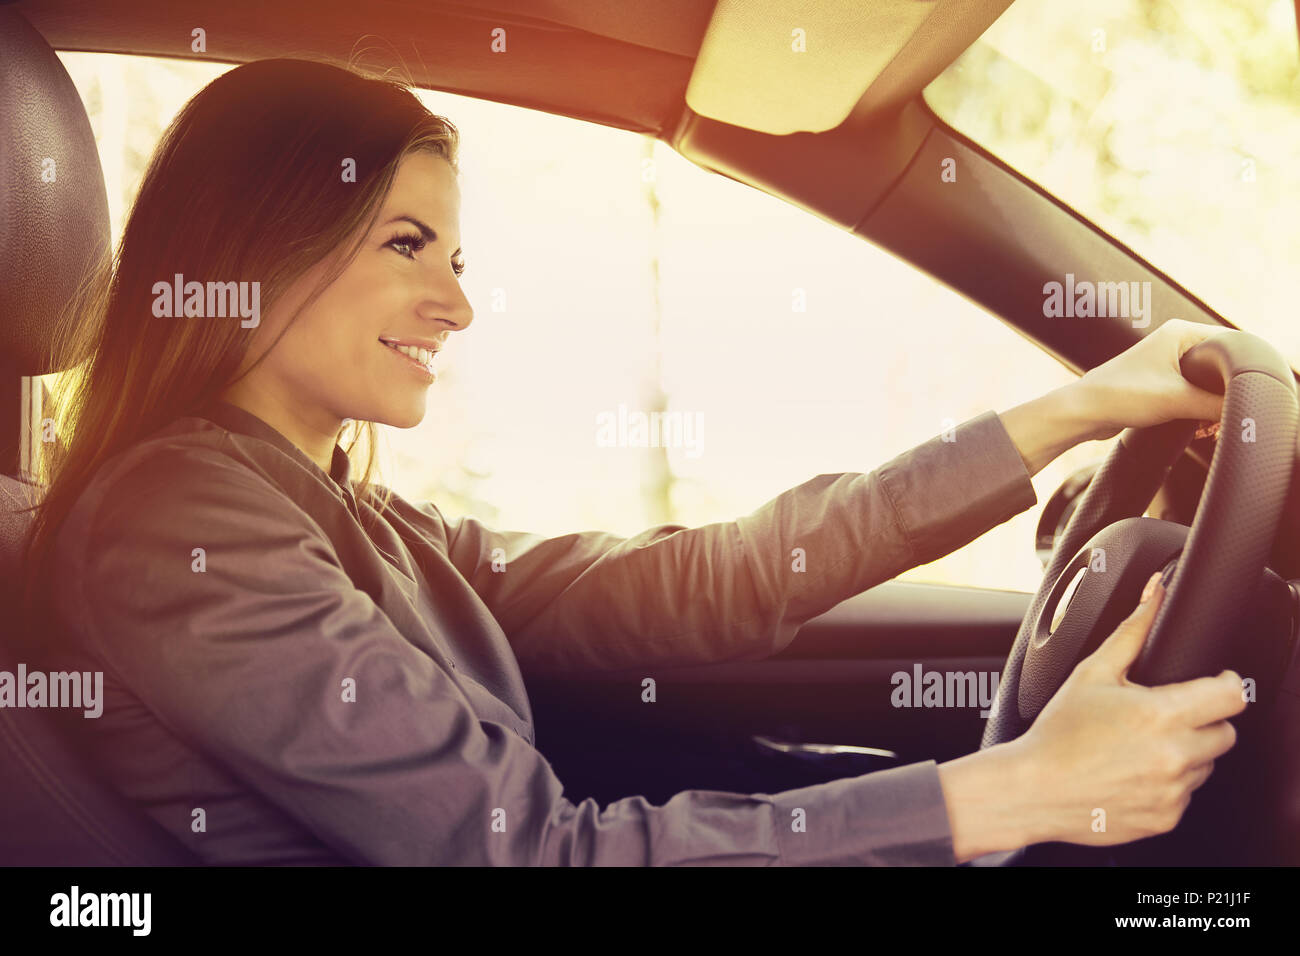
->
xmin=381 ymin=340 xmax=435 ymax=367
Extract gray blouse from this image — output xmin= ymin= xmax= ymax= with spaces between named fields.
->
xmin=43 ymin=400 xmax=1037 ymax=865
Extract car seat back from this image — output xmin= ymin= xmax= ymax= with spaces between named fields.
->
xmin=0 ymin=7 xmax=198 ymax=865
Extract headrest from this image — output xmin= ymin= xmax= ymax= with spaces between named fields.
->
xmin=0 ymin=7 xmax=111 ymax=377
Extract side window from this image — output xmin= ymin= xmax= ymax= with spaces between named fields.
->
xmin=53 ymin=52 xmax=1104 ymax=595
xmin=400 ymin=86 xmax=1109 ymax=593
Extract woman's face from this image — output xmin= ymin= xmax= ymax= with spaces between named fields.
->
xmin=223 ymin=150 xmax=473 ymax=459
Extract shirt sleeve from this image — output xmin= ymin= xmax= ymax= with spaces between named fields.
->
xmin=427 ymin=409 xmax=1039 ymax=676
xmin=55 ymin=443 xmax=959 ymax=866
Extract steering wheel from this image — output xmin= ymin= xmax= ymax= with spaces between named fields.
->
xmin=981 ymin=331 xmax=1299 ymax=836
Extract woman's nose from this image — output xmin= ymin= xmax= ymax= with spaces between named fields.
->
xmin=443 ymin=293 xmax=473 ymax=332
xmin=424 ymin=282 xmax=473 ymax=332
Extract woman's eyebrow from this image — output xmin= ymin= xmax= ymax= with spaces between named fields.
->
xmin=381 ymin=215 xmax=461 ymax=255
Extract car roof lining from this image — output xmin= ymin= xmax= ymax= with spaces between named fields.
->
xmin=14 ymin=0 xmax=1011 ymax=137
xmin=430 ymin=0 xmax=718 ymax=58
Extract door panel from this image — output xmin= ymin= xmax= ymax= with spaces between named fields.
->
xmin=527 ymin=581 xmax=1030 ymax=804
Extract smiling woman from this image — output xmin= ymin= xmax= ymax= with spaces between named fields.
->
xmin=217 ymin=149 xmax=473 ymax=471
xmin=22 ymin=56 xmax=463 ymax=596
xmin=13 ymin=54 xmax=1248 ymax=869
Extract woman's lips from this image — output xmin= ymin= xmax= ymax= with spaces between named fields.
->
xmin=380 ymin=338 xmax=437 ymax=378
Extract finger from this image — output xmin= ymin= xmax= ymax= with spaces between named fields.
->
xmin=1088 ymin=572 xmax=1165 ymax=678
xmin=1171 ymin=324 xmax=1231 ymax=418
xmin=1171 ymin=380 xmax=1224 ymax=423
xmin=1178 ymin=760 xmax=1216 ymax=795
xmin=1170 ymin=319 xmax=1233 ymax=358
xmin=1184 ymin=719 xmax=1239 ymax=765
xmin=1155 ymin=670 xmax=1249 ymax=726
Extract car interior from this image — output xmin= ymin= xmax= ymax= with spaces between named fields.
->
xmin=2 ymin=0 xmax=1298 ymax=866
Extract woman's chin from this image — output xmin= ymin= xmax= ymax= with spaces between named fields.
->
xmin=376 ymin=397 xmax=429 ymax=430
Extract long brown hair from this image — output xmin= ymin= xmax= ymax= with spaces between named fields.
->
xmin=20 ymin=56 xmax=459 ymax=626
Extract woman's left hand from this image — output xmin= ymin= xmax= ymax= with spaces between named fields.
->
xmin=1071 ymin=318 xmax=1231 ymax=442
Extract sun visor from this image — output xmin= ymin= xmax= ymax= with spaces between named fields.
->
xmin=685 ymin=0 xmax=940 ymax=135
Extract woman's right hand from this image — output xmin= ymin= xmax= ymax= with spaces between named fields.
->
xmin=1012 ymin=571 xmax=1247 ymax=847
xmin=938 ymin=571 xmax=1247 ymax=861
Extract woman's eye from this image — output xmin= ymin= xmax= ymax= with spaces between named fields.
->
xmin=386 ymin=232 xmax=427 ymax=259
xmin=387 ymin=231 xmax=465 ymax=276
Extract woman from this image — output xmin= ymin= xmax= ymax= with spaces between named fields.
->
xmin=20 ymin=58 xmax=1244 ymax=865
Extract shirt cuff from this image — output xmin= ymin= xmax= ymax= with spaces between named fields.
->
xmin=878 ymin=410 xmax=1039 ymax=569
xmin=768 ymin=760 xmax=956 ymax=866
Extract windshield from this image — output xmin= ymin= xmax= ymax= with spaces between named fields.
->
xmin=925 ymin=0 xmax=1300 ymax=366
